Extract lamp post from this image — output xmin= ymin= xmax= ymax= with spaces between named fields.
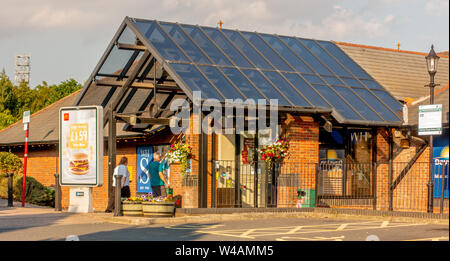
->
xmin=425 ymin=45 xmax=440 ymax=213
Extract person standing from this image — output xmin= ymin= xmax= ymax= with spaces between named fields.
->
xmin=149 ymin=152 xmax=169 ymax=197
xmin=105 ymin=157 xmax=131 ymax=212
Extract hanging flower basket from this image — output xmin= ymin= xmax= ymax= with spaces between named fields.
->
xmin=166 ymin=142 xmax=193 ymax=175
xmin=259 ymin=139 xmax=290 ymax=167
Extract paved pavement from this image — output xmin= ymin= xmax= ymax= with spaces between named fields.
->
xmin=0 ymin=204 xmax=448 ymax=241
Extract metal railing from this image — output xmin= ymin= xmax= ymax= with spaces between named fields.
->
xmin=209 ymin=160 xmax=449 ymax=214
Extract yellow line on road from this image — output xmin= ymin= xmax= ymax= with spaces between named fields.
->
xmin=336 ymin=224 xmax=348 ymax=231
xmin=194 ymin=221 xmax=425 ymax=239
xmin=405 ymin=236 xmax=449 ymax=241
xmin=380 ymin=221 xmax=389 ymax=228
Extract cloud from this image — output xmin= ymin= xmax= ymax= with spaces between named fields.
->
xmin=273 ymin=5 xmax=395 ymax=40
xmin=425 ymin=0 xmax=449 ymax=16
xmin=28 ymin=7 xmax=104 ymax=28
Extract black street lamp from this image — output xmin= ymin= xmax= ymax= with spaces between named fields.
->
xmin=425 ymin=45 xmax=440 ymax=213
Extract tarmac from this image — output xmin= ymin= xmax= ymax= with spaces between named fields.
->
xmin=1 ymin=198 xmax=448 ymax=226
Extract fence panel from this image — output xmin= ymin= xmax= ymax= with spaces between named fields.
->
xmin=317 ymin=162 xmax=375 ymax=210
xmin=210 ymin=160 xmax=448 ymax=214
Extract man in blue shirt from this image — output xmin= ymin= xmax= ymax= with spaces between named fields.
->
xmin=149 ymin=152 xmax=169 ymax=197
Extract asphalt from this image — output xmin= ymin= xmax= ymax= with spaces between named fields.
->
xmin=0 ymin=201 xmax=448 ymax=241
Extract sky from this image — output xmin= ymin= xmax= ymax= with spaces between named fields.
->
xmin=0 ymin=0 xmax=448 ymax=87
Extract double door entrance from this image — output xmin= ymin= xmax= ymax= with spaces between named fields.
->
xmin=214 ymin=131 xmax=274 ymax=208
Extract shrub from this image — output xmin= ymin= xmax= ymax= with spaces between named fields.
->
xmin=0 ymin=174 xmax=55 ymax=207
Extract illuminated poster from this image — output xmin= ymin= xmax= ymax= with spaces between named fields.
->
xmin=59 ymin=106 xmax=103 ymax=186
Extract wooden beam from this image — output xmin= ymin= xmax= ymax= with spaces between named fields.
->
xmin=115 ymin=114 xmax=171 ymax=125
xmin=94 ymin=79 xmax=181 ymax=92
xmin=116 ymin=43 xmax=147 ymax=51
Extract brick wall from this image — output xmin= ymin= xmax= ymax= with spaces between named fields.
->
xmin=8 ymin=129 xmax=174 ymax=211
xmin=375 ymin=128 xmax=431 ymax=212
xmin=277 ymin=115 xmax=319 ymax=207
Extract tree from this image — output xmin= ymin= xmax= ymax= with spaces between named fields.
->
xmin=0 ymin=151 xmax=23 ymax=174
xmin=0 ymin=112 xmax=16 ymax=129
xmin=0 ymin=73 xmax=82 ymax=130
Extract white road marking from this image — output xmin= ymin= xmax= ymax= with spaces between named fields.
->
xmin=380 ymin=221 xmax=389 ymax=228
xmin=336 ymin=224 xmax=348 ymax=231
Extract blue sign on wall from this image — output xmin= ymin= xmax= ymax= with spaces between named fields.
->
xmin=433 ymin=131 xmax=449 ymax=198
xmin=137 ymin=146 xmax=153 ymax=193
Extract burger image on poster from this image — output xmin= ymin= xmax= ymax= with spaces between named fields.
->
xmin=69 ymin=152 xmax=90 ymax=175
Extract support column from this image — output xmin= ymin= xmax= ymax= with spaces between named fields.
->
xmin=106 ymin=108 xmax=117 ymax=211
xmin=388 ymin=128 xmax=393 ymax=211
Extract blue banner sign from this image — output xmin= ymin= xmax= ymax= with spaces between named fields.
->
xmin=433 ymin=133 xmax=449 ymax=198
xmin=137 ymin=146 xmax=153 ymax=193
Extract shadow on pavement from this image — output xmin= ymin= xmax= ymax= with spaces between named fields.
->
xmin=52 ymin=222 xmax=219 ymax=241
xmin=0 ymin=212 xmax=75 ymax=234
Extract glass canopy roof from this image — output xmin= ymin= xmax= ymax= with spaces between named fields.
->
xmin=99 ymin=18 xmax=404 ymax=125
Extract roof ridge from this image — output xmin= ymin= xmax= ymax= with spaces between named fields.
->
xmin=0 ymin=90 xmax=81 ymax=135
xmin=334 ymin=41 xmax=449 ymax=58
xmin=407 ymin=85 xmax=449 ymax=106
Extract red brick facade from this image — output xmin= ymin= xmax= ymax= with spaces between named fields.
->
xmin=5 ymin=118 xmax=444 ymax=213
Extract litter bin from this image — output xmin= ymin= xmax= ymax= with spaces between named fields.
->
xmin=296 ymin=188 xmax=316 ymax=207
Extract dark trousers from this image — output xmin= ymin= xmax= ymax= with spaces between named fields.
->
xmin=121 ymin=186 xmax=130 ymax=198
xmin=152 ymin=186 xmax=166 ymax=197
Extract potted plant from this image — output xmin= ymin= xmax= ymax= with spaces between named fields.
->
xmin=166 ymin=142 xmax=193 ymax=175
xmin=141 ymin=192 xmax=176 ymax=217
xmin=259 ymin=139 xmax=290 ymax=167
xmin=121 ymin=196 xmax=143 ymax=216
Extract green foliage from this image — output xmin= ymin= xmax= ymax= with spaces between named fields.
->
xmin=0 ymin=112 xmax=15 ymax=129
xmin=0 ymin=174 xmax=55 ymax=207
xmin=0 ymin=73 xmax=82 ymax=130
xmin=0 ymin=151 xmax=23 ymax=174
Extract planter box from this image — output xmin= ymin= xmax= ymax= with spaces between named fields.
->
xmin=142 ymin=201 xmax=176 ymax=217
xmin=122 ymin=201 xmax=143 ymax=216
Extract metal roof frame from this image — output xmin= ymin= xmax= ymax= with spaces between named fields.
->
xmin=74 ymin=16 xmax=403 ymax=127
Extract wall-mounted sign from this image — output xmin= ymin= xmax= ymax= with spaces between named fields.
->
xmin=242 ymin=138 xmax=255 ymax=164
xmin=418 ymin=104 xmax=442 ymax=135
xmin=137 ymin=146 xmax=153 ymax=193
xmin=59 ymin=106 xmax=103 ymax=186
xmin=433 ymin=133 xmax=449 ymax=199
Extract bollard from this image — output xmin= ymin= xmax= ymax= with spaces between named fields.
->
xmin=54 ymin=174 xmax=62 ymax=211
xmin=7 ymin=173 xmax=14 ymax=207
xmin=114 ymin=175 xmax=122 ymax=216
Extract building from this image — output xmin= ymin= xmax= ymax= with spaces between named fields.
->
xmin=0 ymin=17 xmax=448 ymax=213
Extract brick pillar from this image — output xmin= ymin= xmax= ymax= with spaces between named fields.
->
xmin=277 ymin=115 xmax=319 ymax=207
xmin=376 ymin=128 xmax=389 ymax=211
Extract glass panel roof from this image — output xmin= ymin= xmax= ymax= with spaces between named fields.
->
xmin=260 ymin=33 xmax=313 ymax=74
xmin=221 ymin=67 xmax=265 ymax=100
xmin=182 ymin=25 xmax=232 ymax=66
xmin=282 ymin=73 xmax=329 ymax=108
xmin=221 ymin=29 xmax=273 ymax=69
xmin=198 ymin=65 xmax=245 ymax=100
xmin=200 ymin=27 xmax=252 ymax=68
xmin=241 ymin=32 xmax=293 ymax=71
xmin=262 ymin=71 xmax=310 ymax=107
xmin=160 ymin=22 xmax=211 ymax=64
xmin=241 ymin=69 xmax=290 ymax=106
xmin=170 ymin=63 xmax=223 ymax=100
xmin=317 ymin=40 xmax=371 ymax=79
xmin=130 ymin=19 xmax=403 ymax=125
xmin=312 ymin=84 xmax=362 ymax=120
xmin=134 ymin=20 xmax=189 ymax=62
xmin=333 ymin=86 xmax=383 ymax=121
